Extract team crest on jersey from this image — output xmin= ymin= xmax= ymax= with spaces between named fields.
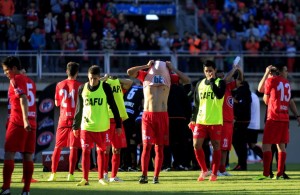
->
xmin=39 ymin=98 xmax=54 ymax=113
xmin=227 ymin=96 xmax=234 ymax=108
xmin=37 ymin=131 xmax=54 ymax=146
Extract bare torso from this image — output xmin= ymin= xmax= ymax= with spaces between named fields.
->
xmin=143 ymin=85 xmax=170 ymax=112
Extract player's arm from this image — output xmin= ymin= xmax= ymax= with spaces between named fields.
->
xmin=289 ymin=98 xmax=300 ymax=126
xmin=20 ymin=94 xmax=31 ymax=131
xmin=210 ymin=79 xmax=226 ymax=99
xmin=258 ymin=65 xmax=273 ymax=93
xmin=224 ymin=65 xmax=243 ymax=86
xmin=127 ymin=60 xmax=154 ymax=78
xmin=72 ymin=85 xmax=84 ymax=137
xmin=103 ymin=82 xmax=122 ymax=135
xmin=119 ymin=78 xmax=133 ymax=91
xmin=166 ymin=61 xmax=191 ymax=85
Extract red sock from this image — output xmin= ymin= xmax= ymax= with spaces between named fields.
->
xmin=194 ymin=149 xmax=208 ymax=172
xmin=263 ymin=151 xmax=272 ymax=177
xmin=111 ymin=153 xmax=120 ymax=178
xmin=219 ymin=164 xmax=226 ymax=173
xmin=141 ymin=144 xmax=152 ymax=176
xmin=104 ymin=152 xmax=110 ymax=173
xmin=277 ymin=152 xmax=286 ymax=177
xmin=211 ymin=150 xmax=221 ymax=176
xmin=69 ymin=148 xmax=78 ymax=174
xmin=23 ymin=161 xmax=34 ymax=192
xmin=97 ymin=149 xmax=104 ymax=179
xmin=51 ymin=147 xmax=62 ymax=173
xmin=82 ymin=149 xmax=90 ymax=181
xmin=154 ymin=145 xmax=164 ymax=177
xmin=2 ymin=160 xmax=14 ymax=190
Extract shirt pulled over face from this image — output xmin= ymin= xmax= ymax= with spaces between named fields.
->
xmin=143 ymin=61 xmax=171 ymax=88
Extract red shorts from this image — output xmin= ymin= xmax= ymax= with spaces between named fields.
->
xmin=220 ymin=121 xmax=233 ymax=150
xmin=80 ymin=130 xmax=106 ymax=151
xmin=105 ymin=119 xmax=127 ymax=148
xmin=142 ymin=111 xmax=169 ymax=145
xmin=5 ymin=122 xmax=36 ymax=153
xmin=193 ymin=124 xmax=222 ymax=141
xmin=55 ymin=126 xmax=81 ymax=148
xmin=263 ymin=120 xmax=289 ymax=144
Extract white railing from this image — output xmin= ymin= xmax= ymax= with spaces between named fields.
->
xmin=0 ymin=50 xmax=299 ymax=80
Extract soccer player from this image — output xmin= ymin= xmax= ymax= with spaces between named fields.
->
xmin=122 ymin=81 xmax=144 ymax=172
xmin=189 ymin=60 xmax=226 ymax=182
xmin=101 ymin=75 xmax=129 ymax=182
xmin=127 ymin=60 xmax=175 ymax=184
xmin=72 ymin=65 xmax=122 ymax=186
xmin=255 ymin=63 xmax=300 ymax=180
xmin=47 ymin=62 xmax=82 ymax=182
xmin=216 ymin=65 xmax=243 ymax=176
xmin=1 ymin=56 xmax=37 ymax=195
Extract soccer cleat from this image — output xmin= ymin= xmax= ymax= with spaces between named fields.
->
xmin=67 ymin=173 xmax=75 ymax=181
xmin=272 ymin=175 xmax=283 ymax=180
xmin=99 ymin=179 xmax=109 ymax=185
xmin=282 ymin=173 xmax=291 ymax=179
xmin=253 ymin=175 xmax=270 ymax=180
xmin=139 ymin=175 xmax=148 ymax=184
xmin=103 ymin=173 xmax=109 ymax=182
xmin=197 ymin=171 xmax=209 ymax=181
xmin=20 ymin=192 xmax=30 ymax=195
xmin=232 ymin=165 xmax=247 ymax=171
xmin=209 ymin=174 xmax=217 ymax=182
xmin=76 ymin=178 xmax=89 ymax=186
xmin=153 ymin=176 xmax=159 ymax=184
xmin=216 ymin=171 xmax=223 ymax=176
xmin=21 ymin=178 xmax=38 ymax=183
xmin=0 ymin=189 xmax=10 ymax=195
xmin=127 ymin=167 xmax=138 ymax=172
xmin=47 ymin=173 xmax=56 ymax=181
xmin=90 ymin=168 xmax=98 ymax=172
xmin=221 ymin=171 xmax=232 ymax=176
xmin=110 ymin=177 xmax=123 ymax=182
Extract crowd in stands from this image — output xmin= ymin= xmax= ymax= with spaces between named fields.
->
xmin=0 ymin=0 xmax=299 ymax=72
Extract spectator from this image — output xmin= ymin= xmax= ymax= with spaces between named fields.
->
xmin=244 ymin=22 xmax=260 ymax=39
xmin=44 ymin=12 xmax=58 ymax=44
xmin=46 ymin=33 xmax=61 ymax=72
xmin=86 ymin=31 xmax=101 ymax=65
xmin=116 ymin=30 xmax=129 ymax=50
xmin=224 ymin=0 xmax=238 ymax=13
xmin=225 ymin=30 xmax=243 ymax=53
xmin=245 ymin=35 xmax=260 ymax=72
xmin=29 ymin=27 xmax=46 ymax=50
xmin=170 ymin=32 xmax=183 ymax=53
xmin=64 ymin=0 xmax=80 ymax=35
xmin=26 ymin=1 xmax=39 ymax=27
xmin=101 ymin=31 xmax=116 ymax=51
xmin=80 ymin=2 xmax=93 ymax=40
xmin=136 ymin=33 xmax=149 ymax=51
xmin=199 ymin=32 xmax=212 ymax=52
xmin=58 ymin=12 xmax=75 ymax=35
xmin=147 ymin=33 xmax=159 ymax=51
xmin=157 ymin=30 xmax=171 ymax=54
xmin=103 ymin=11 xmax=118 ymax=31
xmin=103 ymin=22 xmax=116 ymax=38
xmin=282 ymin=13 xmax=296 ymax=37
xmin=105 ymin=2 xmax=117 ymax=17
xmin=92 ymin=1 xmax=106 ymax=37
xmin=6 ymin=22 xmax=19 ymax=51
xmin=18 ymin=35 xmax=32 ymax=71
xmin=258 ymin=19 xmax=270 ymax=39
xmin=286 ymin=39 xmax=296 ymax=72
xmin=0 ymin=0 xmax=15 ymax=20
xmin=51 ymin=0 xmax=68 ymax=15
xmin=212 ymin=41 xmax=225 ymax=71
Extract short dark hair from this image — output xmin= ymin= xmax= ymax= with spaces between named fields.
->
xmin=67 ymin=62 xmax=79 ymax=76
xmin=203 ymin=60 xmax=216 ymax=69
xmin=2 ymin=56 xmax=21 ymax=70
xmin=273 ymin=62 xmax=286 ymax=72
xmin=88 ymin=65 xmax=100 ymax=76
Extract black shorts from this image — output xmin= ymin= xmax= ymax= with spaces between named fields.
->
xmin=246 ymin=129 xmax=259 ymax=144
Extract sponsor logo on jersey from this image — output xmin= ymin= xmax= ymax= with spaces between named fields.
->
xmin=39 ymin=98 xmax=54 ymax=113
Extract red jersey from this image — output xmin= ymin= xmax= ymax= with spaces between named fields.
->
xmin=265 ymin=76 xmax=291 ymax=121
xmin=55 ymin=79 xmax=82 ymax=127
xmin=223 ymin=81 xmax=236 ymax=122
xmin=8 ymin=74 xmax=37 ymax=128
xmin=137 ymin=71 xmax=179 ymax=85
